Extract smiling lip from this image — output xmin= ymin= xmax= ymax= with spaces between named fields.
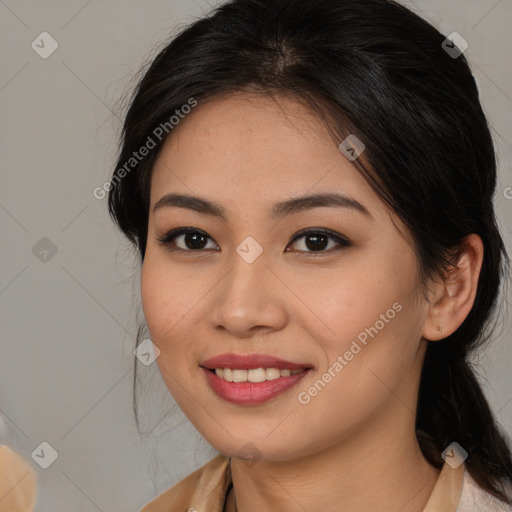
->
xmin=200 ymin=353 xmax=313 ymax=405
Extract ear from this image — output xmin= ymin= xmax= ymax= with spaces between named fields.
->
xmin=422 ymin=234 xmax=484 ymax=341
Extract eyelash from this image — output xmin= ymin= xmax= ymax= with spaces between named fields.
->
xmin=156 ymin=227 xmax=351 ymax=254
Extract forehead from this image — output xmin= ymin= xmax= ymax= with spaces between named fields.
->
xmin=149 ymin=93 xmax=385 ymax=220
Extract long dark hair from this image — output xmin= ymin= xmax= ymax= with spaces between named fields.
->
xmin=107 ymin=0 xmax=512 ymax=503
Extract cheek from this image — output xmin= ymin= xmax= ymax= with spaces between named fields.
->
xmin=140 ymin=252 xmax=212 ymax=386
xmin=141 ymin=261 xmax=168 ymax=339
xmin=316 ymin=253 xmax=416 ymax=356
xmin=141 ymin=256 xmax=189 ymax=389
xmin=140 ymin=257 xmax=198 ymax=403
xmin=302 ymin=252 xmax=423 ymax=411
xmin=294 ymin=310 xmax=421 ymax=452
xmin=141 ymin=252 xmax=197 ymax=342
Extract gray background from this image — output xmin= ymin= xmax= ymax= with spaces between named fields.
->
xmin=1 ymin=0 xmax=511 ymax=510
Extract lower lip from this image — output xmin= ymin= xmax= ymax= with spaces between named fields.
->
xmin=201 ymin=367 xmax=311 ymax=405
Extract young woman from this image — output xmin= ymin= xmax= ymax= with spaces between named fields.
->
xmin=107 ymin=0 xmax=512 ymax=510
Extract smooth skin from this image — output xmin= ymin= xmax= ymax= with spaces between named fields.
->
xmin=141 ymin=92 xmax=484 ymax=512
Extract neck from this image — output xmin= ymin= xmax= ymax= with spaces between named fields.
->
xmin=226 ymin=405 xmax=440 ymax=512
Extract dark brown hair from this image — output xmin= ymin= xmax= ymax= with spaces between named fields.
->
xmin=108 ymin=0 xmax=512 ymax=503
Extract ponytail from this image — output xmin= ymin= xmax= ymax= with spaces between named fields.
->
xmin=417 ymin=341 xmax=512 ymax=504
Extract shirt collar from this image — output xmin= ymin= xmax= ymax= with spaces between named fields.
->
xmin=423 ymin=459 xmax=465 ymax=512
xmin=141 ymin=454 xmax=465 ymax=512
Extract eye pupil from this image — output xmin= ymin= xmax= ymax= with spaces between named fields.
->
xmin=306 ymin=234 xmax=328 ymax=251
xmin=185 ymin=233 xmax=208 ymax=249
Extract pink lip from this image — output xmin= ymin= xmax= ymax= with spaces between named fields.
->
xmin=200 ymin=353 xmax=312 ymax=371
xmin=201 ymin=367 xmax=312 ymax=405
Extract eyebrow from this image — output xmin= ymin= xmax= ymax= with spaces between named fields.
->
xmin=153 ymin=192 xmax=372 ymax=220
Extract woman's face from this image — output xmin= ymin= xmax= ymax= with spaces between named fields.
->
xmin=141 ymin=93 xmax=431 ymax=462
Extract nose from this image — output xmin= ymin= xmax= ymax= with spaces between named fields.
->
xmin=208 ymin=253 xmax=288 ymax=338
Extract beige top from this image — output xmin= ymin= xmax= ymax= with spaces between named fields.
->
xmin=141 ymin=454 xmax=512 ymax=512
xmin=0 ymin=445 xmax=37 ymax=512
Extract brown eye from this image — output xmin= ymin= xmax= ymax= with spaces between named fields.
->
xmin=157 ymin=228 xmax=218 ymax=251
xmin=287 ymin=229 xmax=351 ymax=253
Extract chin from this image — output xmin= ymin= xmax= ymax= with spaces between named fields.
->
xmin=205 ymin=434 xmax=310 ymax=464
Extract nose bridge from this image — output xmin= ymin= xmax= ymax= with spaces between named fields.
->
xmin=223 ymin=243 xmax=271 ymax=307
xmin=209 ymin=242 xmax=287 ymax=335
xmin=222 ymin=230 xmax=269 ymax=293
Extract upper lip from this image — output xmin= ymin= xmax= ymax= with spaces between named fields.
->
xmin=200 ymin=353 xmax=313 ymax=371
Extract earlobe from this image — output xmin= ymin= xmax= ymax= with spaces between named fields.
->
xmin=421 ymin=234 xmax=484 ymax=342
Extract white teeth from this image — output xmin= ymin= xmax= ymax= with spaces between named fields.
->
xmin=248 ymin=368 xmax=267 ymax=383
xmin=212 ymin=367 xmax=305 ymax=382
xmin=266 ymin=368 xmax=281 ymax=380
xmin=231 ymin=369 xmax=247 ymax=382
